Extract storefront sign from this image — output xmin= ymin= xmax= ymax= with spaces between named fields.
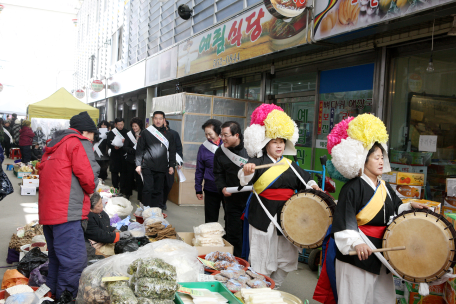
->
xmin=91 ymin=80 xmax=104 ymax=92
xmin=145 ymin=46 xmax=178 ymax=86
xmin=316 ymin=139 xmax=328 ymax=149
xmin=109 ymin=82 xmax=120 ymax=93
xmin=75 ymin=89 xmax=85 ymax=99
xmin=106 ymin=61 xmax=145 ymax=98
xmin=314 ymin=0 xmax=456 ymax=40
xmin=317 ymin=101 xmax=323 ymax=135
xmin=263 ymin=0 xmax=307 ymax=19
xmin=177 ymin=5 xmax=309 ymax=78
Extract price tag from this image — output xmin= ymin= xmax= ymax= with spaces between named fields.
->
xmin=101 ymin=276 xmax=130 ymax=282
xmin=178 ymin=286 xmax=204 ymax=296
xmin=198 ymin=273 xmax=217 ymax=282
xmin=35 ymin=284 xmax=51 ymax=298
xmin=197 ymin=257 xmax=216 ymax=269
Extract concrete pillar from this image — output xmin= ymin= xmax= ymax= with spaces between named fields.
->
xmin=107 ymin=97 xmax=115 ymax=121
xmin=145 ymin=87 xmax=156 ymax=127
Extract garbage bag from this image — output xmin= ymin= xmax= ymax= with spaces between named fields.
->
xmin=5 ymin=292 xmax=40 ymax=304
xmin=115 ymin=238 xmax=139 ymax=254
xmin=120 ymin=225 xmax=129 ymax=232
xmin=28 ymin=260 xmax=48 ymax=286
xmin=17 ymin=247 xmax=48 ymax=278
xmin=135 ymin=237 xmax=150 ymax=247
xmin=55 ymin=289 xmax=74 ymax=304
xmin=0 ymin=171 xmax=14 ymax=201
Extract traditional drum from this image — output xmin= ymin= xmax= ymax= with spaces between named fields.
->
xmin=383 ymin=209 xmax=456 ymax=283
xmin=280 ymin=189 xmax=336 ymax=249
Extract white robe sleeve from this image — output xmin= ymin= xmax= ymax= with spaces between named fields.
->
xmin=334 ymin=230 xmax=365 ymax=255
xmin=307 ymin=179 xmax=318 ymax=188
xmin=238 ymin=168 xmax=254 ymax=186
xmin=398 ymin=202 xmax=412 ymax=214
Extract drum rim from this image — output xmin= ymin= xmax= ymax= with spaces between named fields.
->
xmin=383 ymin=209 xmax=456 ymax=283
xmin=280 ymin=189 xmax=336 ymax=249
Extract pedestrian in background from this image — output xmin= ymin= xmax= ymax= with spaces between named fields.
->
xmin=2 ymin=119 xmax=12 ymax=158
xmin=11 ymin=118 xmax=21 ymax=147
xmin=107 ymin=118 xmax=129 ymax=193
xmin=39 ymin=111 xmax=100 ymax=300
xmin=95 ymin=120 xmax=110 ymax=182
xmin=162 ymin=119 xmax=183 ymax=210
xmin=195 ymin=119 xmax=225 ymax=223
xmin=123 ymin=117 xmax=143 ymax=201
xmin=19 ymin=120 xmax=34 ymax=163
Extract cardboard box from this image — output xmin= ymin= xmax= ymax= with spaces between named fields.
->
xmin=391 ymin=184 xmax=423 ymax=199
xmin=22 ymin=175 xmax=40 ymax=187
xmin=389 ymin=164 xmax=428 ymax=182
xmin=177 ymin=232 xmax=233 ymax=255
xmin=443 ymin=206 xmax=456 ymax=216
xmin=444 ymin=281 xmax=456 ymax=304
xmin=20 ymin=185 xmax=36 ymax=196
xmin=397 ymin=172 xmax=425 ymax=186
xmin=14 ymin=171 xmax=32 ymax=179
xmin=383 ymin=171 xmax=398 ymax=184
xmin=394 ymin=276 xmax=405 ymax=296
xmin=447 ymin=178 xmax=456 ymax=197
xmin=444 ymin=213 xmax=456 ymax=228
xmin=402 ymin=199 xmax=441 ymax=214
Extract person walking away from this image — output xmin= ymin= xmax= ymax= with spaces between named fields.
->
xmin=38 ymin=111 xmax=100 ymax=299
xmin=2 ymin=119 xmax=12 ymax=158
xmin=107 ymin=118 xmax=129 ymax=193
xmin=123 ymin=117 xmax=144 ymax=201
xmin=94 ymin=121 xmax=110 ymax=182
xmin=162 ymin=119 xmax=183 ymax=210
xmin=19 ymin=120 xmax=34 ymax=163
xmin=195 ymin=119 xmax=225 ymax=223
xmin=11 ymin=117 xmax=20 ymax=148
xmin=135 ymin=111 xmax=176 ymax=209
xmin=213 ymin=121 xmax=250 ymax=257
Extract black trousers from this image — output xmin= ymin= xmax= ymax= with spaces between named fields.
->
xmin=124 ymin=161 xmax=143 ymax=199
xmin=142 ymin=168 xmax=165 ymax=208
xmin=111 ymin=171 xmax=120 ymax=189
xmin=96 ymin=160 xmax=109 ymax=180
xmin=204 ymin=190 xmax=225 ymax=223
xmin=224 ymin=192 xmax=249 ymax=257
xmin=2 ymin=140 xmax=10 ymax=158
xmin=135 ymin=170 xmax=143 ymax=202
xmin=162 ymin=170 xmax=174 ymax=206
xmin=20 ymin=145 xmax=31 ymax=163
xmin=112 ymin=160 xmax=128 ymax=192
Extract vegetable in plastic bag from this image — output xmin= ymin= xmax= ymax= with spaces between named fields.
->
xmin=17 ymin=247 xmax=48 ymax=278
xmin=115 ymin=239 xmax=139 ymax=254
xmin=134 ymin=277 xmax=178 ymax=299
xmin=5 ymin=292 xmax=39 ymax=304
xmin=134 ymin=258 xmax=177 ymax=281
xmin=128 ymin=222 xmax=146 ymax=238
xmin=105 ymin=280 xmax=138 ymax=304
xmin=28 ymin=260 xmax=48 ymax=286
xmin=137 ymin=298 xmax=173 ymax=304
xmin=142 ymin=207 xmax=162 ymax=219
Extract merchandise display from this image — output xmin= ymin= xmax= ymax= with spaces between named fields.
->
xmin=193 ymin=223 xmax=225 ymax=247
xmin=240 ymin=288 xmax=286 ymax=304
xmin=213 ymin=269 xmax=273 ymax=293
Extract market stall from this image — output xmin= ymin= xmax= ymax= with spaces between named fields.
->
xmin=151 ymin=93 xmax=262 ymax=206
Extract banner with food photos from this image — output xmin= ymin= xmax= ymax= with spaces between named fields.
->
xmin=314 ymin=0 xmax=456 ymax=40
xmin=177 ymin=5 xmax=310 ymax=78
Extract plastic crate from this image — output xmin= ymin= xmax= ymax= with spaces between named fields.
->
xmin=175 ymin=282 xmax=242 ymax=304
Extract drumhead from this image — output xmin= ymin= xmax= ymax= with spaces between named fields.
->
xmin=383 ymin=210 xmax=456 ymax=283
xmin=281 ymin=189 xmax=336 ymax=249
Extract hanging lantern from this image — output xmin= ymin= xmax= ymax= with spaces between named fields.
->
xmin=0 ymin=83 xmax=3 ymax=92
xmin=91 ymin=80 xmax=104 ymax=92
xmin=0 ymin=5 xmax=4 ymax=13
xmin=75 ymin=89 xmax=85 ymax=99
xmin=72 ymin=18 xmax=78 ymax=27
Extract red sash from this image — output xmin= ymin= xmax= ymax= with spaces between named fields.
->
xmin=358 ymin=225 xmax=386 ymax=239
xmin=259 ymin=189 xmax=294 ymax=201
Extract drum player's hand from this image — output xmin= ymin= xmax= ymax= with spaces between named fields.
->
xmin=355 ymin=244 xmax=372 ymax=261
xmin=243 ymin=163 xmax=256 ymax=175
xmin=411 ymin=202 xmax=430 ymax=209
xmin=311 ymin=185 xmax=323 ymax=191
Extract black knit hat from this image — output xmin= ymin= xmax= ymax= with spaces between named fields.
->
xmin=70 ymin=111 xmax=98 ymax=134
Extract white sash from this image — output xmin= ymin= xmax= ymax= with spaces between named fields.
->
xmin=146 ymin=125 xmax=169 ymax=149
xmin=127 ymin=131 xmax=137 ymax=150
xmin=94 ymin=139 xmax=104 ymax=157
xmin=4 ymin=129 xmax=12 ymax=144
xmin=176 ymin=153 xmax=183 ymax=165
xmin=202 ymin=140 xmax=219 ymax=154
xmin=221 ymin=145 xmax=248 ymax=167
xmin=112 ymin=128 xmax=125 ymax=139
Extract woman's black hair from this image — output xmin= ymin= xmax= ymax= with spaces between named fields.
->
xmin=97 ymin=120 xmax=109 ymax=128
xmin=90 ymin=192 xmax=102 ymax=209
xmin=130 ymin=117 xmax=144 ymax=130
xmin=114 ymin=117 xmax=125 ymax=124
xmin=365 ymin=142 xmax=385 ymax=164
xmin=202 ymin=119 xmax=222 ymax=135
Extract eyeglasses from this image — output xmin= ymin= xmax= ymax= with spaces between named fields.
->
xmin=220 ymin=134 xmax=233 ymax=139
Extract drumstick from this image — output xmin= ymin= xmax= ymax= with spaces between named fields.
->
xmin=348 ymin=246 xmax=406 ymax=256
xmin=253 ymin=162 xmax=286 ymax=170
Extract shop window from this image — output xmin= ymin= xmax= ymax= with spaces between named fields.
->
xmin=271 ymin=71 xmax=316 ymax=95
xmin=232 ymin=74 xmax=261 ymax=101
xmin=389 ymin=49 xmax=456 ymax=202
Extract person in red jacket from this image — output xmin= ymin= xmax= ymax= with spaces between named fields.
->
xmin=19 ymin=120 xmax=35 ymax=163
xmin=39 ymin=111 xmax=100 ymax=300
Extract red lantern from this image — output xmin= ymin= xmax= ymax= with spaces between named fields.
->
xmin=75 ymin=89 xmax=85 ymax=99
xmin=0 ymin=5 xmax=4 ymax=13
xmin=72 ymin=18 xmax=77 ymax=27
xmin=0 ymin=83 xmax=3 ymax=92
xmin=91 ymin=80 xmax=104 ymax=92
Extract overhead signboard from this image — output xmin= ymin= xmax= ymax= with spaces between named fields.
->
xmin=145 ymin=46 xmax=178 ymax=87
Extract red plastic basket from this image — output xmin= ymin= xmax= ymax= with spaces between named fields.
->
xmin=136 ymin=213 xmax=167 ymax=224
xmin=0 ymin=286 xmax=52 ymax=299
xmin=211 ymin=271 xmax=275 ymax=292
xmin=198 ymin=255 xmax=249 ymax=273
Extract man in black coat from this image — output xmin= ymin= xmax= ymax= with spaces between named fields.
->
xmin=107 ymin=118 xmax=129 ymax=192
xmin=161 ymin=119 xmax=183 ymax=210
xmin=213 ymin=121 xmax=250 ymax=257
xmin=135 ymin=111 xmax=176 ymax=209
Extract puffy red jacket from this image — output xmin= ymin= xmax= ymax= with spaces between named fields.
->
xmin=19 ymin=126 xmax=34 ymax=146
xmin=38 ymin=129 xmax=100 ymax=225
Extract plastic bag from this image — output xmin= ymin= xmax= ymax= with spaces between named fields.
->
xmin=128 ymin=223 xmax=145 ymax=238
xmin=134 ymin=207 xmax=143 ymax=217
xmin=106 ymin=280 xmax=138 ymax=304
xmin=17 ymin=247 xmax=48 ymax=278
xmin=131 ymin=258 xmax=177 ymax=281
xmin=192 ymin=236 xmax=224 ymax=247
xmin=5 ymin=292 xmax=39 ymax=304
xmin=28 ymin=260 xmax=48 ymax=286
xmin=134 ymin=278 xmax=178 ymax=299
xmin=31 ymin=235 xmax=46 ymax=243
xmin=144 ymin=217 xmax=169 ymax=227
xmin=135 ymin=237 xmax=150 ymax=248
xmin=116 ymin=216 xmax=132 ymax=230
xmin=0 ymin=171 xmax=14 ymax=201
xmin=137 ymin=298 xmax=173 ymax=304
xmin=142 ymin=208 xmax=162 ymax=219
xmin=120 ymin=225 xmax=129 ymax=232
xmin=115 ymin=239 xmax=139 ymax=254
xmin=1 ymin=270 xmax=29 ymax=289
xmin=193 ymin=223 xmax=225 ymax=237
xmin=105 ymin=197 xmax=133 ymax=218
xmin=110 ymin=214 xmax=122 ymax=226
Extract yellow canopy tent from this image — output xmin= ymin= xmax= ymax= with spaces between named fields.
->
xmin=28 ymin=88 xmax=99 ymax=123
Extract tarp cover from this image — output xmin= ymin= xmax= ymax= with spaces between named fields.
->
xmin=28 ymin=88 xmax=99 ymax=122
